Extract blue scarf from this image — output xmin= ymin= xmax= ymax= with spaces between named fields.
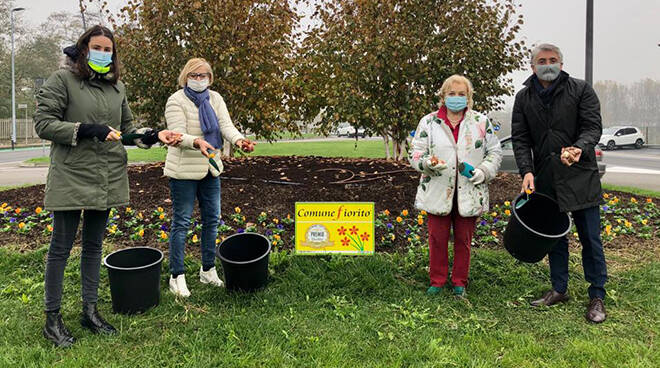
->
xmin=183 ymin=86 xmax=223 ymax=149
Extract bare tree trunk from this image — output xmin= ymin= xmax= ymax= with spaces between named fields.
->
xmin=382 ymin=133 xmax=391 ymax=160
xmin=392 ymin=138 xmax=399 ymax=161
xmin=398 ymin=139 xmax=407 ymax=161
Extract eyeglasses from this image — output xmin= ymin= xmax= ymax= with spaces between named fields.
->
xmin=188 ymin=73 xmax=210 ymax=79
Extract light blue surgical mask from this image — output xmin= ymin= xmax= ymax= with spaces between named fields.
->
xmin=445 ymin=96 xmax=468 ymax=112
xmin=87 ymin=49 xmax=113 ymax=67
xmin=535 ymin=63 xmax=561 ymax=81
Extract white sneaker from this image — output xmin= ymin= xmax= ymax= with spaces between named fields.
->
xmin=199 ymin=266 xmax=224 ymax=287
xmin=169 ymin=274 xmax=191 ymax=297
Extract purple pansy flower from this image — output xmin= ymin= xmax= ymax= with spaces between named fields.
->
xmin=9 ymin=218 xmax=16 ymax=223
xmin=160 ymin=224 xmax=168 ymax=231
xmin=405 ymin=229 xmax=411 ymax=236
xmin=276 ymin=224 xmax=284 ymax=230
xmin=237 ymin=228 xmax=245 ymax=234
xmin=386 ymin=223 xmax=393 ymax=229
xmin=265 ymin=229 xmax=273 ymax=236
xmin=480 ymin=220 xmax=487 ymax=226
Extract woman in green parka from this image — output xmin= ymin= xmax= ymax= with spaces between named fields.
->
xmin=34 ymin=25 xmax=181 ymax=348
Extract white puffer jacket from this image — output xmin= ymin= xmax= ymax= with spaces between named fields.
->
xmin=164 ymin=89 xmax=244 ymax=180
xmin=409 ymin=109 xmax=502 ymax=217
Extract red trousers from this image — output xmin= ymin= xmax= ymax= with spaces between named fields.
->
xmin=427 ymin=207 xmax=477 ymax=287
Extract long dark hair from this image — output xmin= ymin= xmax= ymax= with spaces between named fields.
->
xmin=73 ymin=25 xmax=120 ymax=83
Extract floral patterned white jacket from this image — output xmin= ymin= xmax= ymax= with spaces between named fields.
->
xmin=409 ymin=109 xmax=502 ymax=217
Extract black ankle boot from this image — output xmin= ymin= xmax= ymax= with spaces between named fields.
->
xmin=43 ymin=311 xmax=75 ymax=348
xmin=80 ymin=302 xmax=117 ymax=335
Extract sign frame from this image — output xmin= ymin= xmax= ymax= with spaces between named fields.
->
xmin=295 ymin=201 xmax=375 ymax=255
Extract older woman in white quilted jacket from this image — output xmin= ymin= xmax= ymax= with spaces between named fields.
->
xmin=409 ymin=75 xmax=502 ymax=297
xmin=164 ymin=58 xmax=255 ymax=297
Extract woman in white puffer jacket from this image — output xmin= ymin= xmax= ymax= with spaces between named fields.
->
xmin=409 ymin=74 xmax=502 ymax=297
xmin=164 ymin=58 xmax=255 ymax=297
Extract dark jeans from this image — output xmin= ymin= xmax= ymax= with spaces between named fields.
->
xmin=169 ymin=173 xmax=220 ymax=276
xmin=549 ymin=205 xmax=607 ymax=300
xmin=44 ymin=209 xmax=110 ymax=312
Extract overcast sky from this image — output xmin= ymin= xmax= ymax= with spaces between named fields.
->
xmin=13 ymin=0 xmax=660 ymax=106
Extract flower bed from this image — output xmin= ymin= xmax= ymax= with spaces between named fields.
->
xmin=0 ymin=157 xmax=657 ymax=253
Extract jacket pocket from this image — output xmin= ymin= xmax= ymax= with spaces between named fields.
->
xmin=553 ymin=158 xmax=600 ymax=210
xmin=50 ymin=144 xmax=71 ymax=166
xmin=64 ymin=138 xmax=97 ymax=167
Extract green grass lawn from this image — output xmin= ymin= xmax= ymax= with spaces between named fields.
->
xmin=0 ymin=244 xmax=658 ymax=367
xmin=0 ymin=184 xmax=29 ymax=192
xmin=602 ymin=183 xmax=660 ymax=198
xmin=251 ymin=139 xmax=391 ymax=158
xmin=246 ymin=132 xmax=326 ymax=140
xmin=25 ymin=139 xmax=392 ymax=164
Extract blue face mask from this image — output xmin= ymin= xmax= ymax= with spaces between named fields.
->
xmin=445 ymin=96 xmax=468 ymax=112
xmin=87 ymin=49 xmax=113 ymax=67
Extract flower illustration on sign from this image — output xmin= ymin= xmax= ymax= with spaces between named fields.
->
xmin=349 ymin=225 xmax=359 ymax=235
xmin=360 ymin=232 xmax=370 ymax=241
xmin=337 ymin=226 xmax=347 ymax=236
xmin=341 ymin=237 xmax=350 ymax=247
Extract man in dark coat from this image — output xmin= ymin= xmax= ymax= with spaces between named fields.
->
xmin=512 ymin=43 xmax=607 ymax=323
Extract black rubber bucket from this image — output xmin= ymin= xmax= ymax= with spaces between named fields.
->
xmin=216 ymin=233 xmax=271 ymax=292
xmin=103 ymin=247 xmax=163 ymax=314
xmin=504 ymin=192 xmax=572 ymax=263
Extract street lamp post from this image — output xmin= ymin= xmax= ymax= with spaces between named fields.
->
xmin=11 ymin=7 xmax=26 ymax=151
xmin=585 ymin=0 xmax=593 ymax=85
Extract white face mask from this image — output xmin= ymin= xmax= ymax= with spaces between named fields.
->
xmin=187 ymin=78 xmax=209 ymax=92
xmin=535 ymin=63 xmax=561 ymax=81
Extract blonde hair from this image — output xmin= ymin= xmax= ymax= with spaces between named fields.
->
xmin=437 ymin=74 xmax=474 ymax=110
xmin=178 ymin=58 xmax=214 ymax=88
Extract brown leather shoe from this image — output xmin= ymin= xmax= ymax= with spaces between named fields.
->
xmin=586 ymin=298 xmax=606 ymax=323
xmin=530 ymin=290 xmax=570 ymax=307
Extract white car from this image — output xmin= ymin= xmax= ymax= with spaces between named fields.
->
xmin=335 ymin=123 xmax=366 ymax=137
xmin=599 ymin=126 xmax=645 ymax=150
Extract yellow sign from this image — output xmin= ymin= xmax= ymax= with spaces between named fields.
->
xmin=295 ymin=202 xmax=375 ymax=255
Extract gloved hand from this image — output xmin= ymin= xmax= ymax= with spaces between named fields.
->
xmin=121 ymin=128 xmax=163 ymax=148
xmin=138 ymin=129 xmax=160 ymax=145
xmin=78 ymin=123 xmax=112 ymax=141
xmin=425 ymin=157 xmax=447 ymax=172
xmin=468 ymin=168 xmax=486 ymax=185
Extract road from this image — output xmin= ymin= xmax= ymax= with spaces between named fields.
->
xmin=600 ymin=147 xmax=660 ymax=191
xmin=0 ymin=143 xmax=658 ymax=191
xmin=0 ymin=146 xmax=50 ymax=164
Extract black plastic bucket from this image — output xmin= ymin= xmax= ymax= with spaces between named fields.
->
xmin=504 ymin=192 xmax=572 ymax=263
xmin=216 ymin=233 xmax=271 ymax=292
xmin=103 ymin=247 xmax=163 ymax=314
